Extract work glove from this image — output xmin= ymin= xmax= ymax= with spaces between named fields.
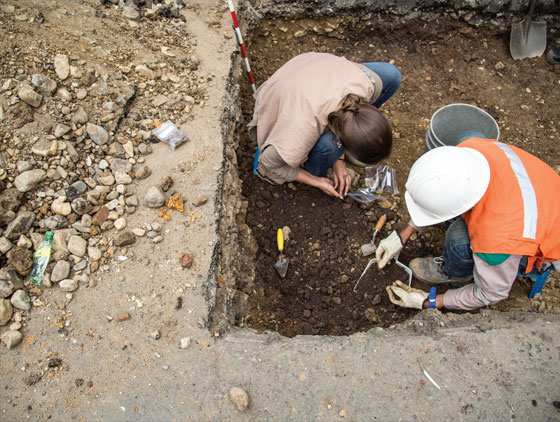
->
xmin=386 ymin=280 xmax=428 ymax=310
xmin=375 ymin=230 xmax=403 ymax=269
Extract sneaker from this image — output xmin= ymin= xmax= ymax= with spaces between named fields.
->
xmin=409 ymin=257 xmax=473 ymax=286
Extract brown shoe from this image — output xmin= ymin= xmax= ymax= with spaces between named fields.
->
xmin=409 ymin=257 xmax=472 ymax=286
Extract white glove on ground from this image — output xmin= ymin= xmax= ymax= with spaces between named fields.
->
xmin=386 ymin=280 xmax=428 ymax=310
xmin=375 ymin=230 xmax=403 ymax=269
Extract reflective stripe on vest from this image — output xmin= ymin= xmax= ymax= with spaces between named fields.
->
xmin=493 ymin=142 xmax=538 ymax=240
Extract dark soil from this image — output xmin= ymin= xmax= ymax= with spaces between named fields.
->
xmin=235 ymin=14 xmax=560 ymax=337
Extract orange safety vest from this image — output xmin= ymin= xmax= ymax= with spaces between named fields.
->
xmin=459 ymin=138 xmax=560 ymax=272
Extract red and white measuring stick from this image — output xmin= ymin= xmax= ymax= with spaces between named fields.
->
xmin=227 ymin=0 xmax=256 ymax=93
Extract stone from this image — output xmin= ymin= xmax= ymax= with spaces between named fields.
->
xmin=71 ymin=181 xmax=88 ymax=194
xmin=52 ymin=228 xmax=77 ymax=253
xmin=4 ymin=211 xmax=35 ymax=240
xmin=125 ymin=196 xmax=138 ymax=207
xmin=10 ymin=289 xmax=31 ymax=311
xmin=135 ymin=64 xmax=154 ymax=79
xmin=111 ymin=159 xmax=132 ymax=174
xmin=0 ymin=299 xmax=13 ymax=326
xmin=115 ymin=230 xmax=135 ymax=247
xmin=0 ymin=268 xmax=23 ymax=299
xmin=114 ymin=171 xmax=132 ymax=185
xmin=114 ymin=217 xmax=127 ymax=230
xmin=14 ymin=169 xmax=46 ymax=192
xmin=229 ymin=387 xmax=250 ymax=411
xmin=41 ymin=215 xmax=69 ymax=230
xmin=54 ymin=123 xmax=71 ymax=137
xmin=31 ymin=138 xmax=57 ymax=157
xmin=67 ymin=235 xmax=87 ymax=257
xmin=31 ymin=74 xmax=57 ymax=96
xmin=144 ymin=186 xmax=165 ymax=208
xmin=17 ymin=235 xmax=32 ymax=249
xmin=51 ymin=260 xmax=71 ymax=282
xmin=86 ymin=123 xmax=109 ymax=145
xmin=98 ymin=174 xmax=115 ymax=186
xmin=92 ymin=206 xmax=109 ymax=226
xmin=180 ymin=337 xmax=191 ymax=349
xmin=54 ymin=54 xmax=70 ymax=80
xmin=193 ymin=196 xmax=208 ymax=207
xmin=0 ymin=237 xmax=13 ymax=254
xmin=18 ymin=84 xmax=42 ymax=107
xmin=135 ymin=166 xmax=151 ymax=179
xmin=123 ymin=141 xmax=134 ymax=158
xmin=72 ymin=107 xmax=88 ymax=125
xmin=116 ymin=312 xmax=131 ymax=322
xmin=87 ymin=247 xmax=102 ymax=261
xmin=7 ymin=247 xmax=33 ymax=276
xmin=51 ymin=198 xmax=72 ymax=216
xmin=1 ymin=330 xmax=22 ymax=348
xmin=71 ymin=197 xmax=90 ymax=215
xmin=59 ymin=279 xmax=78 ymax=292
xmin=132 ymin=228 xmax=145 ymax=237
xmin=122 ymin=6 xmax=140 ymax=19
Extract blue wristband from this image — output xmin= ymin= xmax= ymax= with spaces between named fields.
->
xmin=428 ymin=287 xmax=437 ymax=309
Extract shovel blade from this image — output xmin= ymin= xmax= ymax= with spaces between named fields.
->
xmin=275 ymin=257 xmax=289 ymax=278
xmin=510 ymin=19 xmax=547 ymax=59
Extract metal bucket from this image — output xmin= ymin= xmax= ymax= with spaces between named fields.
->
xmin=425 ymin=104 xmax=500 ymax=151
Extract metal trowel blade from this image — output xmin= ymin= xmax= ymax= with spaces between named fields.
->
xmin=275 ymin=257 xmax=289 ymax=278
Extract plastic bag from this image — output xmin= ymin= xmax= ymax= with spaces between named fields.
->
xmin=152 ymin=120 xmax=187 ymax=150
xmin=364 ymin=165 xmax=399 ymax=195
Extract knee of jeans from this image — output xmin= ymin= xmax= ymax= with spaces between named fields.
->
xmin=383 ymin=65 xmax=402 ymax=90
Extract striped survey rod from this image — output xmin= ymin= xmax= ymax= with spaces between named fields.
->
xmin=227 ymin=0 xmax=256 ymax=94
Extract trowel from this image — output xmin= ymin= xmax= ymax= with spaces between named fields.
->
xmin=274 ymin=228 xmax=289 ymax=278
xmin=361 ymin=214 xmax=387 ymax=257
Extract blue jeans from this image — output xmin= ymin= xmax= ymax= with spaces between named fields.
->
xmin=442 ymin=217 xmax=475 ymax=277
xmin=303 ymin=62 xmax=402 ymax=177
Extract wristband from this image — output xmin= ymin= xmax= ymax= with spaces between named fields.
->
xmin=428 ymin=287 xmax=437 ymax=309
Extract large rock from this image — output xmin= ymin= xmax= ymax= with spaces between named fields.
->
xmin=0 ymin=189 xmax=22 ymax=224
xmin=51 ymin=260 xmax=71 ymax=282
xmin=115 ymin=230 xmax=135 ymax=247
xmin=10 ymin=289 xmax=31 ymax=311
xmin=7 ymin=246 xmax=33 ymax=276
xmin=52 ymin=228 xmax=77 ymax=252
xmin=4 ymin=211 xmax=35 ymax=240
xmin=31 ymin=74 xmax=57 ymax=96
xmin=14 ymin=169 xmax=46 ymax=192
xmin=59 ymin=279 xmax=78 ymax=292
xmin=0 ymin=299 xmax=13 ymax=326
xmin=0 ymin=268 xmax=23 ymax=299
xmin=144 ymin=186 xmax=165 ymax=208
xmin=54 ymin=54 xmax=70 ymax=80
xmin=86 ymin=123 xmax=109 ymax=145
xmin=31 ymin=138 xmax=58 ymax=157
xmin=110 ymin=158 xmax=132 ymax=174
xmin=17 ymin=84 xmax=42 ymax=107
xmin=1 ymin=330 xmax=22 ymax=348
xmin=72 ymin=107 xmax=88 ymax=125
xmin=51 ymin=198 xmax=72 ymax=216
xmin=67 ymin=235 xmax=86 ymax=257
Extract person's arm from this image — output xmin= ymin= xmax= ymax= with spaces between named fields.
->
xmin=398 ymin=224 xmax=417 ymax=245
xmin=424 ymin=255 xmax=522 ymax=310
xmin=296 ymin=168 xmax=343 ymax=199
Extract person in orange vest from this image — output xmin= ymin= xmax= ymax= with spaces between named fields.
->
xmin=375 ymin=138 xmax=560 ymax=311
xmin=247 ymin=52 xmax=401 ymax=199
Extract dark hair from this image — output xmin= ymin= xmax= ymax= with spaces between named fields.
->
xmin=327 ymin=94 xmax=392 ymax=165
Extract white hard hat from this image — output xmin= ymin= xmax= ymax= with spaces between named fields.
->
xmin=405 ymin=146 xmax=491 ymax=226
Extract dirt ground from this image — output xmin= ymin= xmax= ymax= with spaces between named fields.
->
xmin=236 ymin=15 xmax=560 ymax=337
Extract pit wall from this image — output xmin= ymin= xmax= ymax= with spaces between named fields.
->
xmin=210 ymin=0 xmax=559 ymax=333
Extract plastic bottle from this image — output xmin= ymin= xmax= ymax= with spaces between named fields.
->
xmin=29 ymin=231 xmax=54 ymax=285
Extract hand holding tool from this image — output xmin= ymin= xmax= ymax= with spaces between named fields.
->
xmin=386 ymin=280 xmax=428 ymax=309
xmin=375 ymin=230 xmax=403 ymax=268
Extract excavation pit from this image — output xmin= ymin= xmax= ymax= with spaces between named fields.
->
xmin=216 ymin=12 xmax=560 ymax=338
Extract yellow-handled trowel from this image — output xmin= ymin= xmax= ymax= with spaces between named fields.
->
xmin=274 ymin=228 xmax=289 ymax=278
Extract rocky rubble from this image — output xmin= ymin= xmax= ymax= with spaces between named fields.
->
xmin=0 ymin=0 xmax=211 ymax=347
